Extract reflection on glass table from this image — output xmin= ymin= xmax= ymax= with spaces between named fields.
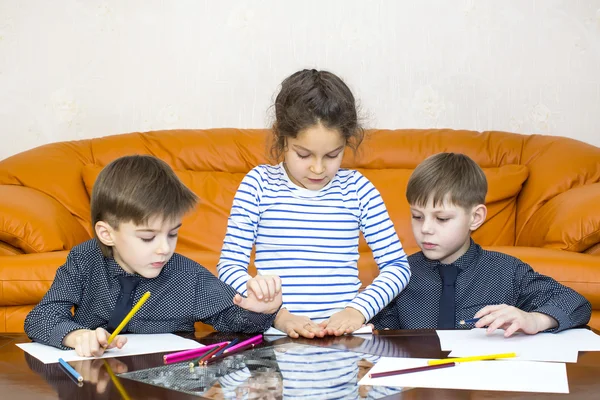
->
xmin=118 ymin=343 xmax=404 ymax=399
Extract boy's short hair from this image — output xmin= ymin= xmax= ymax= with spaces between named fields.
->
xmin=91 ymin=155 xmax=198 ymax=257
xmin=406 ymin=152 xmax=487 ymax=209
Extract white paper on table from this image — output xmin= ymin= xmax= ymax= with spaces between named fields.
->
xmin=359 ymin=357 xmax=569 ymax=394
xmin=437 ymin=328 xmax=588 ymax=363
xmin=263 ymin=325 xmax=373 ymax=336
xmin=17 ymin=333 xmax=204 ymax=364
xmin=552 ymin=328 xmax=600 ymax=351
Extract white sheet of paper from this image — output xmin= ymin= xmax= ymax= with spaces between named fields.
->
xmin=437 ymin=328 xmax=597 ymax=363
xmin=359 ymin=357 xmax=569 ymax=394
xmin=17 ymin=333 xmax=204 ymax=364
xmin=263 ymin=325 xmax=373 ymax=335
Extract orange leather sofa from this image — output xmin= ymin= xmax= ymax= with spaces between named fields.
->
xmin=1 ymin=129 xmax=599 ymax=333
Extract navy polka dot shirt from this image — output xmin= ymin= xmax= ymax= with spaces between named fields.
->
xmin=24 ymin=240 xmax=277 ymax=349
xmin=370 ymin=240 xmax=591 ymax=332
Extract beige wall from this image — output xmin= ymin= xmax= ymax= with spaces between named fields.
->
xmin=1 ymin=0 xmax=599 ymax=160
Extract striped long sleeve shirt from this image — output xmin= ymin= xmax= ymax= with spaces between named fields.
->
xmin=217 ymin=163 xmax=410 ymax=322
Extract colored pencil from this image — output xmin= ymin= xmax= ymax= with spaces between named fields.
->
xmin=459 ymin=318 xmax=480 ymax=325
xmin=211 ymin=338 xmax=239 ymax=358
xmin=428 ymin=352 xmax=517 ymax=366
xmin=163 ymin=342 xmax=228 ymax=364
xmin=204 ymin=341 xmax=259 ymax=365
xmin=369 ymin=362 xmax=456 ymax=378
xmin=189 ymin=342 xmax=228 ymax=367
xmin=103 ymin=360 xmax=131 ymax=400
xmin=58 ymin=360 xmax=84 ymax=386
xmin=107 ymin=291 xmax=151 ymax=345
xmin=58 ymin=358 xmax=83 ymax=382
xmin=223 ymin=334 xmax=262 ymax=354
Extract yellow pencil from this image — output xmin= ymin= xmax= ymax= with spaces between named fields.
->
xmin=107 ymin=291 xmax=151 ymax=345
xmin=103 ymin=360 xmax=131 ymax=400
xmin=428 ymin=352 xmax=517 ymax=365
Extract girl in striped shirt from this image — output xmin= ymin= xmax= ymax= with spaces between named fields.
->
xmin=218 ymin=69 xmax=410 ymax=338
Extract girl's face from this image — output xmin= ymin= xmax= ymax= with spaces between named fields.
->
xmin=283 ymin=123 xmax=346 ymax=191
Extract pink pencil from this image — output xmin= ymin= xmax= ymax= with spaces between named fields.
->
xmin=163 ymin=341 xmax=229 ymax=364
xmin=223 ymin=334 xmax=263 ymax=354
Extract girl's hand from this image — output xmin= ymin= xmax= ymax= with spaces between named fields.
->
xmin=319 ymin=307 xmax=366 ymax=336
xmin=234 ymin=282 xmax=282 ymax=314
xmin=246 ymin=275 xmax=282 ymax=302
xmin=273 ymin=308 xmax=326 ymax=339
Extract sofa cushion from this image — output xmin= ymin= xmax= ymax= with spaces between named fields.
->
xmin=358 ymin=164 xmax=529 ymax=250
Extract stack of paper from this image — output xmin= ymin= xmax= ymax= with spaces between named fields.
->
xmin=437 ymin=328 xmax=600 ymax=363
xmin=358 ymin=356 xmax=569 ymax=393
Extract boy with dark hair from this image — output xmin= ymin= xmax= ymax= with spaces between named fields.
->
xmin=371 ymin=152 xmax=590 ymax=336
xmin=25 ymin=155 xmax=281 ymax=356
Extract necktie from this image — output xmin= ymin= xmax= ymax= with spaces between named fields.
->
xmin=108 ymin=276 xmax=141 ymax=332
xmin=437 ymin=265 xmax=459 ymax=329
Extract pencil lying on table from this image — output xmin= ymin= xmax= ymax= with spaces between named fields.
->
xmin=204 ymin=339 xmax=262 ymax=365
xmin=428 ymin=352 xmax=516 ymax=366
xmin=163 ymin=341 xmax=229 ymax=364
xmin=369 ymin=362 xmax=456 ymax=378
xmin=58 ymin=358 xmax=84 ymax=386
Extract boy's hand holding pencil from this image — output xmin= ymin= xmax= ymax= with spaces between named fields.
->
xmin=63 ymin=327 xmax=127 ymax=357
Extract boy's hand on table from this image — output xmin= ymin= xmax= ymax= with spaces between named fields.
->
xmin=474 ymin=304 xmax=558 ymax=337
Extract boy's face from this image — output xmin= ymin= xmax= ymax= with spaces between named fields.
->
xmin=96 ymin=215 xmax=182 ymax=278
xmin=410 ymin=195 xmax=486 ymax=265
xmin=283 ymin=123 xmax=346 ymax=191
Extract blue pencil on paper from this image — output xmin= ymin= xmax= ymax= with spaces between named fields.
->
xmin=58 ymin=358 xmax=83 ymax=382
xmin=459 ymin=318 xmax=480 ymax=325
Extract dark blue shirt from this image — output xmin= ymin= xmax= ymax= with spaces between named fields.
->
xmin=25 ymin=240 xmax=276 ymax=349
xmin=370 ymin=241 xmax=591 ymax=332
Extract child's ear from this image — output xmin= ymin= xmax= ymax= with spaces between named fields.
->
xmin=469 ymin=204 xmax=487 ymax=231
xmin=95 ymin=221 xmax=116 ymax=247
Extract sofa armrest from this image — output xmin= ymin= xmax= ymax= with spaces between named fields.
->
xmin=0 ymin=185 xmax=90 ymax=254
xmin=0 ymin=251 xmax=68 ymax=307
xmin=517 ymin=183 xmax=600 ymax=253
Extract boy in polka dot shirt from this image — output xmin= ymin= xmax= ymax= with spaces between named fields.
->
xmin=370 ymin=152 xmax=591 ymax=336
xmin=25 ymin=155 xmax=282 ymax=356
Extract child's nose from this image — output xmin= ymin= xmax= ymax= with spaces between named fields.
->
xmin=421 ymin=219 xmax=434 ymax=234
xmin=310 ymin=160 xmax=325 ymax=175
xmin=156 ymin=238 xmax=171 ymax=254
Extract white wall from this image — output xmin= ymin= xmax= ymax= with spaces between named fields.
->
xmin=1 ymin=0 xmax=599 ymax=160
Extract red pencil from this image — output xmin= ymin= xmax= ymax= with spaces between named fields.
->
xmin=203 ymin=341 xmax=260 ymax=365
xmin=196 ymin=342 xmax=228 ymax=366
xmin=369 ymin=362 xmax=456 ymax=378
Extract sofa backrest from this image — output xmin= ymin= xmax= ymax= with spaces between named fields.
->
xmin=1 ymin=129 xmax=598 ymax=255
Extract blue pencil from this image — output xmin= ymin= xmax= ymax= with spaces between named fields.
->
xmin=459 ymin=318 xmax=480 ymax=325
xmin=58 ymin=358 xmax=83 ymax=382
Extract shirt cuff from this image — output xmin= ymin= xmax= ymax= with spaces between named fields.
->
xmin=532 ymin=305 xmax=572 ymax=333
xmin=347 ymin=300 xmax=372 ymax=323
xmin=49 ymin=321 xmax=89 ymax=350
xmin=241 ymin=306 xmax=280 ymax=333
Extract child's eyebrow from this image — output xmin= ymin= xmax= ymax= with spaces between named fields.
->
xmin=292 ymin=145 xmax=344 ymax=154
xmin=136 ymin=223 xmax=182 ymax=233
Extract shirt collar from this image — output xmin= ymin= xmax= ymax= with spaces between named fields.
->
xmin=422 ymin=238 xmax=481 ymax=271
xmin=106 ymin=256 xmax=141 ymax=278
